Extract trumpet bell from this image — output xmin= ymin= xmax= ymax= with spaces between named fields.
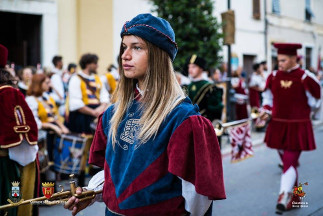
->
xmin=250 ymin=107 xmax=260 ymax=119
xmin=212 ymin=120 xmax=224 ymax=137
xmin=214 ymin=128 xmax=224 ymax=137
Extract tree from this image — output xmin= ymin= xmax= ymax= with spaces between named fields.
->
xmin=150 ymin=0 xmax=223 ymax=74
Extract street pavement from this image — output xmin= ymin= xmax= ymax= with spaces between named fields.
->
xmin=213 ymin=123 xmax=323 ymax=216
xmin=39 ymin=123 xmax=323 ymax=216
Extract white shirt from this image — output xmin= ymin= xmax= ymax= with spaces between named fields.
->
xmin=249 ymin=72 xmax=266 ymax=91
xmin=9 ymin=139 xmax=38 ymax=166
xmin=17 ymin=81 xmax=28 ymax=91
xmin=110 ymin=68 xmax=120 ymax=81
xmin=68 ymin=71 xmax=110 ymax=112
xmin=50 ymin=68 xmax=65 ymax=104
xmin=100 ymin=74 xmax=113 ymax=94
xmin=25 ymin=92 xmax=54 ymax=129
xmin=180 ymin=74 xmax=191 ymax=86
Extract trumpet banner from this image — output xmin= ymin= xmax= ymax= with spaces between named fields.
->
xmin=228 ymin=122 xmax=253 ymax=163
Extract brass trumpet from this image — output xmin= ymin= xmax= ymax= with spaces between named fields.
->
xmin=214 ymin=108 xmax=263 ymax=136
xmin=0 ymin=174 xmax=102 ymax=211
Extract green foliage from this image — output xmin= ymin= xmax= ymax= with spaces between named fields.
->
xmin=150 ymin=0 xmax=223 ymax=72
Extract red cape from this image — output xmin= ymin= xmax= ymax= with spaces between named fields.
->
xmin=0 ymin=86 xmax=38 ymax=148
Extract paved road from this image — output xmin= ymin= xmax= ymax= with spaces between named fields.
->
xmin=212 ymin=125 xmax=323 ymax=216
xmin=39 ymin=125 xmax=323 ymax=216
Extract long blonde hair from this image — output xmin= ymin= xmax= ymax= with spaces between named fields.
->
xmin=110 ymin=37 xmax=185 ymax=147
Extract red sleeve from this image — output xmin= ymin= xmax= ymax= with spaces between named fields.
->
xmin=262 ymin=73 xmax=273 ymax=112
xmin=167 ymin=115 xmax=226 ymax=200
xmin=263 ymin=105 xmax=272 ymax=112
xmin=303 ymin=73 xmax=321 ymax=99
xmin=265 ymin=72 xmax=273 ymax=90
xmin=88 ymin=113 xmax=107 ymax=168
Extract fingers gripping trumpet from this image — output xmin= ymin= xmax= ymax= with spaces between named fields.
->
xmin=0 ymin=174 xmax=103 ymax=211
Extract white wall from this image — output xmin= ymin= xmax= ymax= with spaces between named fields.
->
xmin=269 ymin=26 xmax=316 ymax=66
xmin=0 ymin=0 xmax=58 ymax=67
xmin=113 ymin=0 xmax=153 ymax=65
xmin=312 ymin=0 xmax=323 ymax=25
xmin=278 ymin=0 xmax=323 ymax=25
xmin=279 ymin=0 xmax=304 ymax=21
xmin=267 ymin=0 xmax=323 ymax=70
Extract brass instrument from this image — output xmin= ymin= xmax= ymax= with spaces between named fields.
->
xmin=0 ymin=174 xmax=102 ymax=211
xmin=214 ymin=108 xmax=263 ymax=136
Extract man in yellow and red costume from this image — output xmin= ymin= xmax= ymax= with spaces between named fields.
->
xmin=261 ymin=43 xmax=321 ymax=213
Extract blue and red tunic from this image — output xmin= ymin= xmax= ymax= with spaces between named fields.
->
xmin=89 ymin=97 xmax=226 ymax=215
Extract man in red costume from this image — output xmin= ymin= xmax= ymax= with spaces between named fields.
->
xmin=261 ymin=43 xmax=321 ymax=213
xmin=0 ymin=44 xmax=39 ymax=216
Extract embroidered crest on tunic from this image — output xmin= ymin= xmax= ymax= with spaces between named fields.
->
xmin=120 ymin=118 xmax=140 ymax=145
xmin=280 ymin=80 xmax=293 ymax=89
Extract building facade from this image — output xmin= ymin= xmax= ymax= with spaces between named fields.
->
xmin=0 ymin=0 xmax=322 ymax=75
xmin=266 ymin=0 xmax=323 ymax=72
xmin=215 ymin=0 xmax=323 ymax=74
xmin=1 ymin=0 xmax=150 ymax=73
xmin=0 ymin=0 xmax=58 ymax=68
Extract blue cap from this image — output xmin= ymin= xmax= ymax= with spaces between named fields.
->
xmin=120 ymin=13 xmax=178 ymax=61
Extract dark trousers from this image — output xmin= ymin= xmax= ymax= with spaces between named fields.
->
xmin=66 ymin=104 xmax=98 ymax=134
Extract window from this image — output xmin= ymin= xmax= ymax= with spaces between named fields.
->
xmin=243 ymin=55 xmax=256 ymax=78
xmin=305 ymin=0 xmax=314 ymax=22
xmin=272 ymin=0 xmax=280 ymax=15
xmin=253 ymin=0 xmax=261 ymax=20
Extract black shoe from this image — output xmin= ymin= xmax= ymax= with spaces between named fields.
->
xmin=276 ymin=203 xmax=285 ymax=213
xmin=275 ymin=208 xmax=283 ymax=215
xmin=278 ymin=163 xmax=283 ymax=169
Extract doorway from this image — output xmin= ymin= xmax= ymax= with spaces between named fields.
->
xmin=243 ymin=54 xmax=256 ymax=79
xmin=0 ymin=11 xmax=42 ymax=67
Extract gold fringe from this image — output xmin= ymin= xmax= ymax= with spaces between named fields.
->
xmin=231 ymin=154 xmax=254 ymax=163
xmin=80 ymin=136 xmax=93 ymax=171
xmin=17 ymin=161 xmax=36 ymax=216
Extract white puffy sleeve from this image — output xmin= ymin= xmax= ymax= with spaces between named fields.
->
xmin=25 ymin=96 xmax=42 ymax=129
xmin=180 ymin=178 xmax=212 ymax=216
xmin=68 ymin=75 xmax=85 ymax=111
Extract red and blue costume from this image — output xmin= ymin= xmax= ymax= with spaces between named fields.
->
xmin=89 ymin=94 xmax=226 ymax=215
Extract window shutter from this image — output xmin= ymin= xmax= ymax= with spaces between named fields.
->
xmin=253 ymin=0 xmax=261 ymax=19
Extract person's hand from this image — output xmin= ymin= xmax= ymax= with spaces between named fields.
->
xmin=93 ymin=107 xmax=104 ymax=118
xmin=64 ymin=187 xmax=93 ymax=216
xmin=51 ymin=124 xmax=62 ymax=135
xmin=89 ymin=108 xmax=100 ymax=118
xmin=61 ymin=126 xmax=70 ymax=134
xmin=259 ymin=111 xmax=270 ymax=121
xmin=90 ymin=109 xmax=100 ymax=118
xmin=95 ymin=106 xmax=105 ymax=115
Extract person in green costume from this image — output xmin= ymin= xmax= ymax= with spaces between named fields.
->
xmin=187 ymin=54 xmax=224 ymax=122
